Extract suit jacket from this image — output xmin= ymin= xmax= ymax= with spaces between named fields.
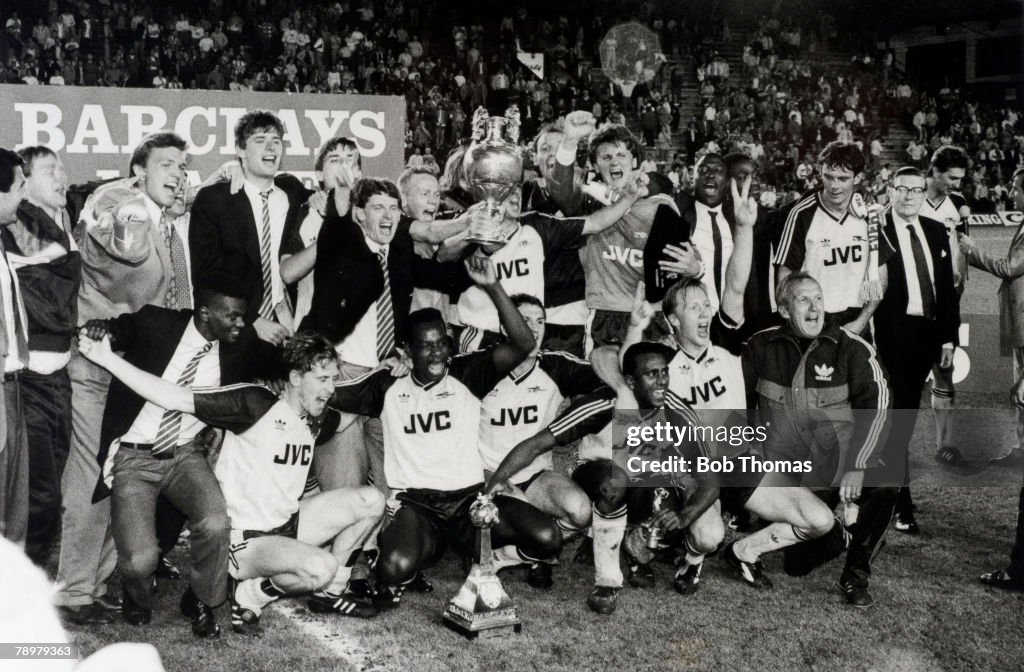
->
xmin=92 ymin=305 xmax=274 ymax=501
xmin=299 ymin=207 xmax=415 ymax=348
xmin=645 ymin=192 xmax=781 ymax=334
xmin=964 ymin=223 xmax=1024 ymax=351
xmin=189 ymin=174 xmax=309 ymax=324
xmin=875 ymin=212 xmax=960 ymax=349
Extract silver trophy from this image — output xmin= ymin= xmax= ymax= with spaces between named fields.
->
xmin=443 ymin=493 xmax=522 ymax=639
xmin=461 ymin=107 xmax=524 ymax=248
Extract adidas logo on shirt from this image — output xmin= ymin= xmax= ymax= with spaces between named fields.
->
xmin=814 ymin=364 xmax=834 ymax=382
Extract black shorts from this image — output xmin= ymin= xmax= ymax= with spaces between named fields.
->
xmin=718 ymin=466 xmax=765 ymax=515
xmin=514 ymin=470 xmax=547 ymax=494
xmin=542 ymin=323 xmax=585 ymax=358
xmin=395 ymin=484 xmax=481 ymax=554
xmin=240 ymin=511 xmax=299 ymax=541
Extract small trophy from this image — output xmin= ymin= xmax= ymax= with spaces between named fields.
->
xmin=461 ymin=107 xmax=524 ymax=249
xmin=443 ymin=493 xmax=522 ymax=639
xmin=645 ymin=488 xmax=669 ymax=550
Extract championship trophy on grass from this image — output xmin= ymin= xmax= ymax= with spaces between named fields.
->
xmin=461 ymin=106 xmax=524 ymax=249
xmin=443 ymin=493 xmax=522 ymax=639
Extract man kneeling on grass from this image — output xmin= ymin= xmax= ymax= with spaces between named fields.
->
xmin=78 ymin=331 xmax=385 ymax=635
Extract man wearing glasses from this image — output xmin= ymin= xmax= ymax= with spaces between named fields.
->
xmin=873 ymin=167 xmax=960 ymax=535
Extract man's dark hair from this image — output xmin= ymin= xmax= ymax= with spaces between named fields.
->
xmin=234 ymin=110 xmax=285 ymax=149
xmin=314 ymin=136 xmax=361 ymax=173
xmin=588 ymin=123 xmax=642 ymax=168
xmin=0 ymin=148 xmax=25 ymax=192
xmin=352 ymin=178 xmax=400 ymax=208
xmin=282 ymin=331 xmax=338 ymax=374
xmin=16 ymin=146 xmax=56 ymax=177
xmin=129 ymin=132 xmax=187 ymax=175
xmin=194 ymin=271 xmax=250 ymax=310
xmin=408 ymin=308 xmax=447 ymax=342
xmin=929 ymin=145 xmax=969 ymax=175
xmin=818 ymin=141 xmax=865 ymax=175
xmin=722 ymin=151 xmax=755 ymax=171
xmin=510 ymin=293 xmax=545 ymax=314
xmin=623 ymin=341 xmax=674 ymax=378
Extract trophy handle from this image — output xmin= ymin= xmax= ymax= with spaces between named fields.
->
xmin=471 ymin=107 xmax=490 ymax=143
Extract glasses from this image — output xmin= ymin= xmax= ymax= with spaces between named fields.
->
xmin=892 ymin=186 xmax=926 ymax=197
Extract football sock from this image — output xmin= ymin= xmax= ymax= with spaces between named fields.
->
xmin=682 ymin=535 xmax=705 ymax=567
xmin=931 ymin=386 xmax=955 ymax=451
xmin=235 ymin=578 xmax=284 ymax=615
xmin=320 ymin=549 xmax=361 ymax=596
xmin=557 ymin=518 xmax=585 ymax=543
xmin=592 ymin=503 xmax=627 ymax=588
xmin=492 ymin=545 xmax=525 ymax=571
xmin=734 ymin=523 xmax=801 ymax=562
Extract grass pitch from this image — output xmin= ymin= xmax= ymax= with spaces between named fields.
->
xmin=65 ymin=228 xmax=1024 ymax=671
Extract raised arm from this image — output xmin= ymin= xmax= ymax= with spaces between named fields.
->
xmin=547 ymin=111 xmax=599 ymax=216
xmin=463 ymin=255 xmax=536 ymax=374
xmin=721 ymin=176 xmax=757 ymax=324
xmin=580 ymin=172 xmax=647 ymax=235
xmin=77 ymin=333 xmax=194 ymax=414
xmin=484 ymin=428 xmax=558 ymax=495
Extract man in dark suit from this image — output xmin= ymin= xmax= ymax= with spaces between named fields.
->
xmin=300 ymin=178 xmax=412 ymax=496
xmin=874 ymin=166 xmax=960 ymax=535
xmin=189 ymin=110 xmax=309 ymax=348
xmin=644 ymin=152 xmax=780 ymax=337
xmin=81 ymin=274 xmax=270 ymax=637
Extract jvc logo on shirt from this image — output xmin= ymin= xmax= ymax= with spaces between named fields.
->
xmin=601 ymin=245 xmax=643 ymax=268
xmin=402 ymin=411 xmax=452 ymax=433
xmin=496 ymin=258 xmax=530 ymax=280
xmin=491 ymin=405 xmax=539 ymax=426
xmin=679 ymin=376 xmax=727 ymax=405
xmin=272 ymin=443 xmax=312 ymax=466
xmin=823 ymin=245 xmax=863 ymax=266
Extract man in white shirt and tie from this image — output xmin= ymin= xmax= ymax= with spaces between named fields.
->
xmin=874 ymin=166 xmax=960 ymax=536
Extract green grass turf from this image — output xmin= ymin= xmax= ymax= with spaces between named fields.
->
xmin=62 ymin=227 xmax=1024 ymax=671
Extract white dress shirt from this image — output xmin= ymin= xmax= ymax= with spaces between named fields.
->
xmin=120 ymin=320 xmax=220 ymax=446
xmin=336 ymin=237 xmax=385 ymax=368
xmin=241 ymin=180 xmax=289 ymax=309
xmin=691 ymin=201 xmax=732 ymax=313
xmin=892 ymin=212 xmax=935 ymax=318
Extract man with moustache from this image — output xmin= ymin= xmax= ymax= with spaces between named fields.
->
xmin=5 ymin=147 xmax=80 ymax=566
xmin=874 ymin=167 xmax=960 ymax=535
xmin=56 ymin=132 xmax=191 ymax=625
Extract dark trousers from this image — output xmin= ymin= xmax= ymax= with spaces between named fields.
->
xmin=876 ymin=316 xmax=941 ymax=517
xmin=110 ymin=442 xmax=229 ymax=609
xmin=22 ymin=367 xmax=72 ymax=565
xmin=1010 ymin=483 xmax=1024 ymax=581
xmin=813 ymin=483 xmax=897 ymax=588
xmin=0 ymin=376 xmax=28 ymax=546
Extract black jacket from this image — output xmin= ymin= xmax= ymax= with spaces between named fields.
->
xmin=92 ymin=305 xmax=274 ymax=501
xmin=5 ymin=201 xmax=81 ymax=352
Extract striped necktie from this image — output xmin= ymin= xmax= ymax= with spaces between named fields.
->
xmin=151 ymin=341 xmax=213 ymax=458
xmin=376 ymin=249 xmax=395 ymax=362
xmin=162 ymin=215 xmax=192 ymax=310
xmin=258 ymin=190 xmax=275 ymax=320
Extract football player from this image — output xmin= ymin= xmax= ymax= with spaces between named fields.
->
xmin=77 ymin=331 xmax=387 ymax=634
xmin=478 ymin=294 xmax=604 ymax=587
xmin=329 ymin=256 xmax=563 ymax=610
xmin=920 ymin=145 xmax=971 ymax=468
